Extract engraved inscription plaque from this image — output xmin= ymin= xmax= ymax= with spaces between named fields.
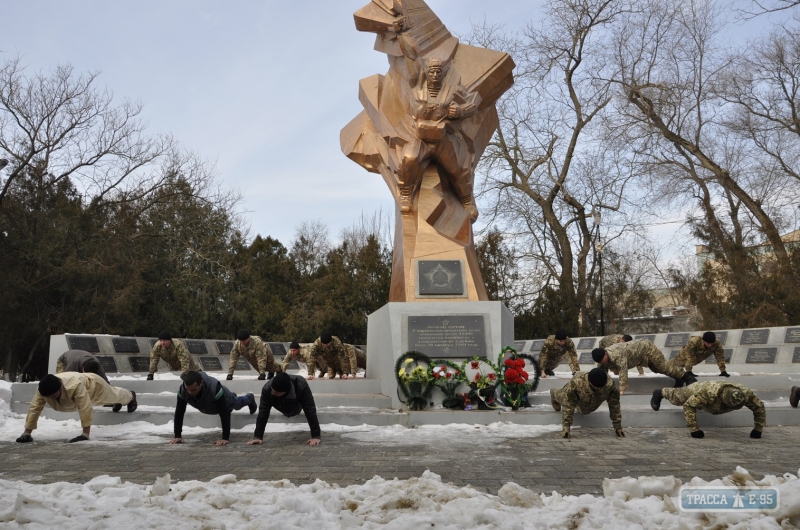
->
xmin=577 ymin=338 xmax=596 ymax=350
xmin=199 ymin=357 xmax=223 ymax=371
xmin=712 ymin=331 xmax=728 ymax=346
xmin=216 ymin=341 xmax=234 ymax=354
xmin=184 ymin=340 xmax=208 ymax=354
xmin=96 ymin=356 xmax=118 ymax=373
xmin=112 ymin=338 xmax=139 ymax=353
xmin=514 ymin=341 xmax=526 ymax=352
xmin=665 ymin=334 xmax=690 ymax=348
xmin=235 ymin=358 xmax=252 ymax=371
xmin=745 ymin=347 xmax=778 ymax=363
xmin=669 ymin=350 xmax=680 ymax=360
xmin=635 ymin=334 xmax=656 ymax=342
xmin=741 ymin=329 xmax=770 ymax=345
xmin=66 ymin=336 xmax=100 ymax=353
xmin=417 ymin=260 xmax=465 ymax=296
xmin=269 ymin=343 xmax=287 ymax=356
xmin=149 ymin=338 xmax=158 ymax=348
xmin=128 ymin=356 xmax=150 ymax=372
xmin=408 ymin=315 xmax=485 ymax=358
xmin=793 ymin=347 xmax=800 ymax=363
xmin=705 ymin=349 xmax=733 ymax=364
xmin=578 ymin=352 xmax=595 ymax=364
xmin=530 ymin=340 xmax=545 ymax=352
xmin=785 ymin=328 xmax=800 ymax=344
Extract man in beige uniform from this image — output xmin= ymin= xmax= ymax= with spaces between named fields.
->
xmin=539 ymin=330 xmax=580 ymax=378
xmin=667 ymin=331 xmax=729 ymax=377
xmin=598 ymin=334 xmax=643 ymax=375
xmin=344 ymin=344 xmax=366 ymax=372
xmin=227 ymin=329 xmax=282 ymax=381
xmin=280 ymin=341 xmax=327 ymax=376
xmin=592 ymin=339 xmax=695 ymax=394
xmin=307 ymin=331 xmax=357 ymax=380
xmin=16 ymin=372 xmax=137 ymax=443
xmin=147 ymin=330 xmax=201 ymax=380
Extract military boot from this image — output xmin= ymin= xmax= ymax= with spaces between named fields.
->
xmin=791 ymin=386 xmax=800 ymax=408
xmin=650 ymin=389 xmax=663 ymax=411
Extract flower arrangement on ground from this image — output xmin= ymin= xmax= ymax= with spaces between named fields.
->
xmin=497 ymin=346 xmax=540 ymax=410
xmin=461 ymin=357 xmax=500 ymax=410
xmin=428 ymin=360 xmax=467 ymax=409
xmin=395 ymin=351 xmax=434 ymax=410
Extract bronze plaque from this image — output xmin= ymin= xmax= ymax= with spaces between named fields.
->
xmin=184 ymin=340 xmax=208 ymax=354
xmin=577 ymin=338 xmax=596 ymax=350
xmin=745 ymin=347 xmax=778 ymax=363
xmin=96 ymin=356 xmax=118 ymax=373
xmin=216 ymin=341 xmax=234 ymax=354
xmin=741 ymin=329 xmax=770 ymax=345
xmin=530 ymin=340 xmax=545 ymax=352
xmin=199 ymin=357 xmax=222 ymax=371
xmin=417 ymin=261 xmax=465 ymax=296
xmin=67 ymin=336 xmax=100 ymax=353
xmin=665 ymin=334 xmax=690 ymax=347
xmin=635 ymin=334 xmax=656 ymax=342
xmin=578 ymin=352 xmax=595 ymax=364
xmin=785 ymin=328 xmax=800 ymax=343
xmin=128 ymin=356 xmax=150 ymax=372
xmin=112 ymin=338 xmax=139 ymax=353
xmin=408 ymin=315 xmax=485 ymax=358
xmin=269 ymin=343 xmax=287 ymax=356
xmin=705 ymin=349 xmax=733 ymax=364
xmin=793 ymin=347 xmax=800 ymax=363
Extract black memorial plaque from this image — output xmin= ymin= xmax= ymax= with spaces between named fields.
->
xmin=199 ymin=356 xmax=223 ymax=371
xmin=793 ymin=347 xmax=800 ymax=363
xmin=184 ymin=340 xmax=208 ymax=354
xmin=785 ymin=328 xmax=800 ymax=344
xmin=712 ymin=331 xmax=728 ymax=346
xmin=216 ymin=341 xmax=234 ymax=354
xmin=408 ymin=315 xmax=485 ymax=358
xmin=578 ymin=352 xmax=595 ymax=364
xmin=128 ymin=356 xmax=150 ymax=372
xmin=417 ymin=260 xmax=465 ymax=296
xmin=741 ymin=329 xmax=770 ymax=345
xmin=669 ymin=350 xmax=680 ymax=360
xmin=577 ymin=338 xmax=596 ymax=350
xmin=112 ymin=337 xmax=140 ymax=353
xmin=67 ymin=336 xmax=100 ymax=353
xmin=745 ymin=347 xmax=778 ymax=363
xmin=705 ymin=349 xmax=733 ymax=364
xmin=665 ymin=333 xmax=690 ymax=348
xmin=635 ymin=334 xmax=656 ymax=342
xmin=96 ymin=356 xmax=118 ymax=373
xmin=235 ymin=358 xmax=252 ymax=370
xmin=149 ymin=338 xmax=158 ymax=348
xmin=514 ymin=341 xmax=526 ymax=352
xmin=530 ymin=340 xmax=545 ymax=352
xmin=269 ymin=343 xmax=287 ymax=356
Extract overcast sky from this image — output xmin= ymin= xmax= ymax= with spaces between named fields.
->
xmin=1 ymin=1 xmax=538 ymax=245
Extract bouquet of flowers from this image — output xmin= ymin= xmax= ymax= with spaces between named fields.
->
xmin=395 ymin=351 xmax=434 ymax=410
xmin=461 ymin=357 xmax=500 ymax=410
xmin=428 ymin=360 xmax=467 ymax=409
xmin=498 ymin=346 xmax=541 ymax=410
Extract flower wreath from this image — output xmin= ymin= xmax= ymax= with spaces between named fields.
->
xmin=428 ymin=359 xmax=467 ymax=409
xmin=497 ymin=346 xmax=541 ymax=410
xmin=461 ymin=356 xmax=500 ymax=410
xmin=395 ymin=351 xmax=435 ymax=411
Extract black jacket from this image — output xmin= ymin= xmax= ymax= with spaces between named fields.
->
xmin=174 ymin=372 xmax=236 ymax=440
xmin=253 ymin=374 xmax=320 ymax=439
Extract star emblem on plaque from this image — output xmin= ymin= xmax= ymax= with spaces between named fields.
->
xmin=417 ymin=260 xmax=465 ymax=296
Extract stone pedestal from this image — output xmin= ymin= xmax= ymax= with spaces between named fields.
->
xmin=366 ymin=301 xmax=514 ymax=408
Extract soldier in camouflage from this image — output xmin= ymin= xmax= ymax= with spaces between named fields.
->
xmin=307 ymin=331 xmax=357 ymax=380
xmin=539 ymin=330 xmax=580 ymax=378
xmin=344 ymin=344 xmax=366 ymax=372
xmin=651 ymin=380 xmax=766 ymax=439
xmin=227 ymin=329 xmax=282 ymax=381
xmin=280 ymin=341 xmax=327 ymax=376
xmin=791 ymin=386 xmax=800 ymax=408
xmin=598 ymin=334 xmax=643 ymax=375
xmin=550 ymin=368 xmax=624 ymax=439
xmin=147 ymin=330 xmax=201 ymax=380
xmin=592 ymin=339 xmax=695 ymax=394
xmin=667 ymin=331 xmax=729 ymax=377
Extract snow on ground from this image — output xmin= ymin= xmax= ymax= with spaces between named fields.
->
xmin=0 ymin=468 xmax=798 ymax=529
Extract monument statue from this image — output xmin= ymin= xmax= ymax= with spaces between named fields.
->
xmin=341 ymin=0 xmax=514 ymax=302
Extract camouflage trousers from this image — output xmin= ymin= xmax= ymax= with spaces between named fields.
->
xmin=662 ymin=386 xmax=694 ymax=405
xmin=641 ymin=353 xmax=685 ymax=381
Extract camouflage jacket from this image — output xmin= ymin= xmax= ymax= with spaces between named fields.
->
xmin=228 ymin=335 xmax=273 ymax=375
xmin=539 ymin=335 xmax=580 ymax=373
xmin=559 ymin=372 xmax=622 ymax=430
xmin=606 ymin=339 xmax=662 ymax=391
xmin=677 ymin=336 xmax=726 ymax=371
xmin=681 ymin=381 xmax=766 ymax=432
xmin=308 ymin=336 xmax=357 ymax=375
xmin=599 ymin=335 xmax=623 ymax=349
xmin=344 ymin=344 xmax=366 ymax=371
xmin=280 ymin=344 xmax=314 ymax=372
xmin=149 ymin=339 xmax=199 ymax=375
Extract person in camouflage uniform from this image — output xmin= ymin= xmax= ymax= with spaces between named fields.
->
xmin=227 ymin=329 xmax=282 ymax=381
xmin=598 ymin=334 xmax=643 ymax=375
xmin=147 ymin=330 xmax=201 ymax=380
xmin=344 ymin=344 xmax=366 ymax=372
xmin=280 ymin=341 xmax=327 ymax=376
xmin=539 ymin=330 xmax=580 ymax=377
xmin=307 ymin=331 xmax=357 ymax=380
xmin=667 ymin=331 xmax=729 ymax=377
xmin=592 ymin=339 xmax=694 ymax=394
xmin=651 ymin=380 xmax=766 ymax=439
xmin=550 ymin=368 xmax=624 ymax=439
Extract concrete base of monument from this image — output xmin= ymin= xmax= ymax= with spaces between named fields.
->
xmin=366 ymin=301 xmax=515 ymax=409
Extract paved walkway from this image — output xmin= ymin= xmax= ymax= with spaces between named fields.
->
xmin=2 ymin=427 xmax=799 ymax=496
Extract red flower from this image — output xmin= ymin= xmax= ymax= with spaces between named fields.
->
xmin=504 ymin=358 xmax=515 ymax=367
xmin=514 ymin=359 xmax=525 ymax=369
xmin=441 ymin=365 xmax=447 ymax=372
xmin=445 ymin=372 xmax=452 ymax=379
xmin=433 ymin=372 xmax=441 ymax=379
xmin=520 ymin=370 xmax=529 ymax=381
xmin=505 ymin=368 xmax=518 ymax=380
xmin=455 ymin=370 xmax=460 ymax=375
xmin=474 ymin=373 xmax=481 ymax=382
xmin=470 ymin=361 xmax=480 ymax=369
xmin=488 ymin=373 xmax=496 ymax=381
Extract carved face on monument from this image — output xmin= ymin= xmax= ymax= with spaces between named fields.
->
xmin=426 ymin=60 xmax=443 ymax=89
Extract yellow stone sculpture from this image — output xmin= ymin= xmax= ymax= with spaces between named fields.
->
xmin=341 ymin=0 xmax=515 ymax=302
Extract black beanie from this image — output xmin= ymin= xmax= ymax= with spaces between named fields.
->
xmin=158 ymin=329 xmax=172 ymax=341
xmin=555 ymin=329 xmax=567 ymax=340
xmin=622 ymin=335 xmax=633 ymax=342
xmin=588 ymin=368 xmax=608 ymax=387
xmin=237 ymin=329 xmax=251 ymax=341
xmin=271 ymin=372 xmax=291 ymax=393
xmin=591 ymin=348 xmax=607 ymax=363
xmin=702 ymin=331 xmax=716 ymax=343
xmin=38 ymin=374 xmax=62 ymax=397
xmin=320 ymin=331 xmax=332 ymax=344
xmin=289 ymin=341 xmax=300 ymax=350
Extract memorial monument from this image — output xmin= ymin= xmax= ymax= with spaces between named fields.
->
xmin=341 ymin=0 xmax=516 ymax=406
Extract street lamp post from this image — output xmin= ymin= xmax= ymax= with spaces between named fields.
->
xmin=592 ymin=206 xmax=605 ymax=336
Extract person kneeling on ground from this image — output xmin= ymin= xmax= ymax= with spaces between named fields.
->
xmin=170 ymin=370 xmax=256 ymax=446
xmin=247 ymin=372 xmax=321 ymax=446
xmin=550 ymin=367 xmax=624 ymax=439
xmin=17 ymin=373 xmax=137 ymax=443
xmin=651 ymin=380 xmax=766 ymax=439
